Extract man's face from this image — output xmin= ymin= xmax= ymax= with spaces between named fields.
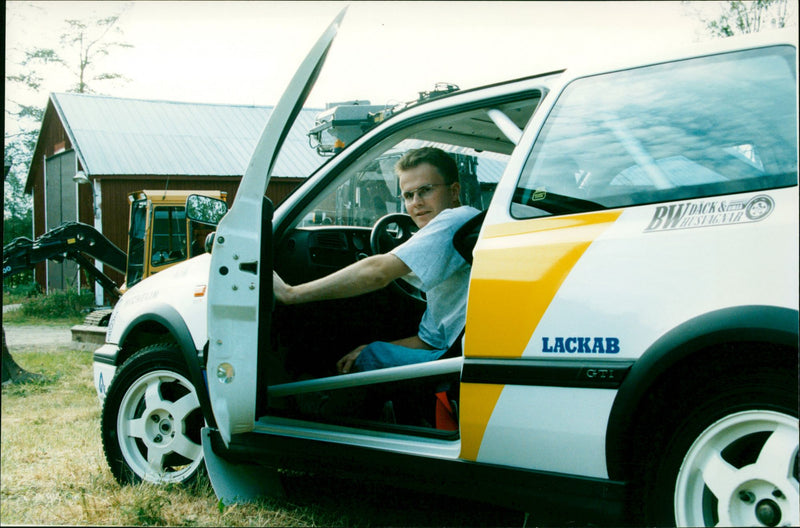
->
xmin=398 ymin=163 xmax=460 ymax=228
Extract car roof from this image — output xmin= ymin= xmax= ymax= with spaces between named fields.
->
xmin=562 ymin=27 xmax=797 ymax=82
xmin=388 ymin=28 xmax=796 ymax=122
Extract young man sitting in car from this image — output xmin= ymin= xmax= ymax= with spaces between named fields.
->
xmin=273 ymin=146 xmax=481 ymax=374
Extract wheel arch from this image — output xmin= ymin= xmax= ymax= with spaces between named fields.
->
xmin=117 ymin=305 xmax=216 ymax=429
xmin=605 ymin=305 xmax=799 ymax=481
xmin=116 ymin=319 xmax=174 ymax=365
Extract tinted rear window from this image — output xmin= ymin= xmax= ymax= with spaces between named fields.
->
xmin=512 ymin=46 xmax=797 ymax=219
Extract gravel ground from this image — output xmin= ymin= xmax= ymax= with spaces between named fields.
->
xmin=3 ymin=324 xmax=73 ymax=347
xmin=3 ymin=303 xmax=74 ymax=347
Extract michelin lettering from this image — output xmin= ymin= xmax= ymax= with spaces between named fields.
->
xmin=542 ymin=337 xmax=620 ymax=354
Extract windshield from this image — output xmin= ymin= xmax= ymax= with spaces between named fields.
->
xmin=150 ymin=206 xmax=187 ymax=267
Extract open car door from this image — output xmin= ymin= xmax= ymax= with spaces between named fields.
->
xmin=207 ymin=8 xmax=346 ymax=444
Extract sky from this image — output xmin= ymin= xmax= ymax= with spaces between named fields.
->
xmin=4 ymin=0 xmax=728 ymax=119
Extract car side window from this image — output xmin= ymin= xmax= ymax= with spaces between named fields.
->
xmin=511 ymin=46 xmax=797 ymax=219
xmin=298 ymin=139 xmax=510 ymax=228
xmin=299 ymin=152 xmax=404 ymax=227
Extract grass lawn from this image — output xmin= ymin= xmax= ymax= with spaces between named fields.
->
xmin=1 ymin=334 xmax=524 ymax=527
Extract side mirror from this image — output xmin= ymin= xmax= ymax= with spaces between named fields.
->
xmin=186 ymin=195 xmax=228 ymax=225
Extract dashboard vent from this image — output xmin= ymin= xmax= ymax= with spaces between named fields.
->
xmin=313 ymin=232 xmax=348 ymax=249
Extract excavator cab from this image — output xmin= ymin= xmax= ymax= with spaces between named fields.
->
xmin=124 ymin=190 xmax=227 ymax=290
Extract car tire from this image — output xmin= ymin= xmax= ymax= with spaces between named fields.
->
xmin=641 ymin=362 xmax=798 ymax=527
xmin=101 ymin=343 xmax=205 ymax=485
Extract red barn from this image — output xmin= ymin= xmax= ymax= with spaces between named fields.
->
xmin=24 ymin=93 xmax=324 ymax=301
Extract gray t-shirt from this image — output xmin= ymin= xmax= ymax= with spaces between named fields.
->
xmin=391 ymin=206 xmax=481 ymax=350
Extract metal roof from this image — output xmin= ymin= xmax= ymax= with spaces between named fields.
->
xmin=50 ymin=92 xmax=326 ymax=178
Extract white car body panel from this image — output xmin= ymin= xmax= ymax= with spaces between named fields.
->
xmin=92 ymin=346 xmax=117 ymax=400
xmin=253 ymin=417 xmax=462 ymax=460
xmin=105 ymin=254 xmax=212 ymax=350
xmin=523 ymin=188 xmax=799 ymax=359
xmin=93 ymin=254 xmax=212 ymax=400
xmin=476 ymin=386 xmax=616 ymax=478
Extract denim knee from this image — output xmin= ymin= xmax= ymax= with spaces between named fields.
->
xmin=353 ymin=341 xmax=446 ymax=372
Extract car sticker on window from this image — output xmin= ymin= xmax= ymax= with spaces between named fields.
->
xmin=644 ymin=194 xmax=774 ymax=232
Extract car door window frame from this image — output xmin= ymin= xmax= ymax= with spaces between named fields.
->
xmin=274 ymin=89 xmax=548 ymax=241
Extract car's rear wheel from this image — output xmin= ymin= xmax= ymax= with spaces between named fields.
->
xmin=641 ymin=360 xmax=798 ymax=527
xmin=101 ymin=344 xmax=205 ymax=485
xmin=673 ymin=409 xmax=798 ymax=527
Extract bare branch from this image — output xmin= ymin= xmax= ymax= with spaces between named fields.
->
xmin=688 ymin=0 xmax=794 ymax=38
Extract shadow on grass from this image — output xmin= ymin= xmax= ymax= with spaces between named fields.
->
xmin=1 ymin=370 xmax=59 ymax=396
xmin=275 ymin=471 xmax=526 ymax=527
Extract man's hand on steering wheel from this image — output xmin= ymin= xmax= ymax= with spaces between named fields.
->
xmin=370 ymin=213 xmax=425 ymax=301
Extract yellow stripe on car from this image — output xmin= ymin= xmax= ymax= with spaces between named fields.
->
xmin=459 ymin=383 xmax=505 ymax=461
xmin=466 ymin=211 xmax=621 ymax=359
xmin=459 ymin=211 xmax=621 ymax=461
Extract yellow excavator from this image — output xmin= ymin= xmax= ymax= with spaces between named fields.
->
xmin=3 ymin=190 xmax=227 ymax=333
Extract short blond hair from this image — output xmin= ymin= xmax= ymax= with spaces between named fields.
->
xmin=395 ymin=147 xmax=458 ymax=184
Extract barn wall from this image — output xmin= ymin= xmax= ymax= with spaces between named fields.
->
xmin=30 ymin=177 xmax=46 ymax=293
xmin=25 ymin=96 xmax=308 ymax=298
xmin=268 ymin=178 xmax=305 ymax=205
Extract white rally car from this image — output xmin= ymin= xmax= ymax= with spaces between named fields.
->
xmin=94 ymin=12 xmax=798 ymax=526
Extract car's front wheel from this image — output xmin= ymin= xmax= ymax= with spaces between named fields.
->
xmin=101 ymin=343 xmax=205 ymax=485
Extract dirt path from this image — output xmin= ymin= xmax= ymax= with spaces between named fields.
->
xmin=3 ymin=324 xmax=73 ymax=347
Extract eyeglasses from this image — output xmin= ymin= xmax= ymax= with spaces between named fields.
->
xmin=399 ymin=183 xmax=450 ymax=203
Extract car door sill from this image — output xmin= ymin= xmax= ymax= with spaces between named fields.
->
xmin=253 ymin=415 xmax=462 ymax=459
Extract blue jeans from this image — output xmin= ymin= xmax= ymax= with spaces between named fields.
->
xmin=353 ymin=341 xmax=447 ymax=372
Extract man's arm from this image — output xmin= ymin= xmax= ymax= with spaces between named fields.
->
xmin=273 ymin=253 xmax=411 ymax=305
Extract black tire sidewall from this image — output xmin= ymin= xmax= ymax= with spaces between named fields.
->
xmin=100 ymin=343 xmax=201 ymax=485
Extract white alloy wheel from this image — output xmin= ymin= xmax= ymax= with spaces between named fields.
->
xmin=116 ymin=369 xmax=203 ymax=483
xmin=674 ymin=410 xmax=799 ymax=527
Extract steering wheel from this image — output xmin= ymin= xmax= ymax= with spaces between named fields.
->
xmin=370 ymin=213 xmax=425 ymax=302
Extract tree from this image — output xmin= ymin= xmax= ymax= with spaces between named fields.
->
xmin=683 ymin=0 xmax=796 ymax=38
xmin=59 ymin=15 xmax=134 ymax=94
xmin=4 ymin=142 xmax=35 ymax=243
xmin=4 ymin=155 xmax=34 ymax=287
xmin=4 ymin=5 xmax=135 ymax=385
xmin=3 ymin=37 xmax=59 ymax=249
xmin=2 ymin=328 xmax=44 ymax=385
xmin=4 ymin=4 xmax=134 ymax=266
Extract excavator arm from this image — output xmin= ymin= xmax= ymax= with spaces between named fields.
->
xmin=3 ymin=222 xmax=127 ymax=299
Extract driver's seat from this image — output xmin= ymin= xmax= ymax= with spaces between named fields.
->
xmin=434 ymin=209 xmax=487 ymax=428
xmin=389 ymin=209 xmax=486 ymax=429
xmin=452 ymin=209 xmax=486 ymax=265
